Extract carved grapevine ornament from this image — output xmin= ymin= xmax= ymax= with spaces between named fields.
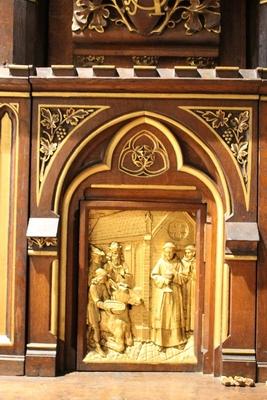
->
xmin=72 ymin=0 xmax=221 ymax=36
xmin=39 ymin=106 xmax=106 ymax=185
xmin=196 ymin=109 xmax=250 ymax=188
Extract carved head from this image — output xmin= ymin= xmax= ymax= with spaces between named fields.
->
xmin=184 ymin=245 xmax=196 ymax=261
xmin=108 ymin=241 xmax=123 ymax=264
xmin=162 ymin=242 xmax=176 ymax=261
xmin=90 ymin=245 xmax=105 ymax=267
xmin=93 ymin=268 xmax=108 ymax=284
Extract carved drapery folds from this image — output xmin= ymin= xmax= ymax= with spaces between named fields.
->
xmin=72 ymin=0 xmax=221 ymax=36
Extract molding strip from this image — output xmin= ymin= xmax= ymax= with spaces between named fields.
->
xmin=0 ymin=355 xmax=25 ymax=361
xmin=27 ymin=343 xmax=57 ymax=350
xmin=0 ymin=92 xmax=30 ymax=98
xmin=222 ymin=263 xmax=230 ymax=342
xmin=222 ymin=348 xmax=256 ymax=355
xmin=32 ymin=92 xmax=260 ymax=100
xmin=50 ymin=260 xmax=59 ymax=336
xmin=90 ymin=184 xmax=197 ymax=191
xmin=225 ymin=254 xmax=257 ymax=261
xmin=28 ymin=250 xmax=58 ymax=257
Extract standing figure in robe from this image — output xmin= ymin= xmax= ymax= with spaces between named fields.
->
xmin=88 ymin=268 xmax=110 ymax=356
xmin=151 ymin=242 xmax=188 ymax=349
xmin=179 ymin=245 xmax=196 ymax=335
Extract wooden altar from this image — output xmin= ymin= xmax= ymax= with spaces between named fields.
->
xmin=0 ymin=64 xmax=267 ymax=381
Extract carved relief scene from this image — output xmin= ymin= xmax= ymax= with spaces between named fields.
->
xmin=84 ymin=209 xmax=197 ymax=364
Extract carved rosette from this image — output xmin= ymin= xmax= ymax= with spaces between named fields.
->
xmin=39 ymin=106 xmax=108 ymax=185
xmin=72 ymin=0 xmax=221 ymax=36
xmin=194 ymin=109 xmax=251 ymax=189
xmin=28 ymin=237 xmax=57 ymax=250
xmin=119 ymin=130 xmax=169 ymax=177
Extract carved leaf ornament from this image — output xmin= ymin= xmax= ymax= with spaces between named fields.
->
xmin=28 ymin=237 xmax=57 ymax=249
xmin=72 ymin=0 xmax=221 ymax=35
xmin=196 ymin=109 xmax=250 ymax=187
xmin=119 ymin=130 xmax=170 ymax=177
xmin=39 ymin=106 xmax=104 ymax=185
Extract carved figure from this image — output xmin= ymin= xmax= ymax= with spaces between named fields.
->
xmin=100 ymin=283 xmax=143 ymax=353
xmin=88 ymin=263 xmax=143 ymax=355
xmin=104 ymin=242 xmax=133 ymax=289
xmin=179 ymin=244 xmax=196 ymax=334
xmin=87 ymin=268 xmax=110 ymax=356
xmin=88 ymin=244 xmax=106 ymax=285
xmin=151 ymin=242 xmax=188 ymax=349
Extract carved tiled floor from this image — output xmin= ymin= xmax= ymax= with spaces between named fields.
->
xmin=84 ymin=336 xmax=195 ymax=363
xmin=0 ymin=372 xmax=266 ymax=400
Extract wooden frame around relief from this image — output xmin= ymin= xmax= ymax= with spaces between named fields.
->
xmin=77 ymin=200 xmax=206 ymax=372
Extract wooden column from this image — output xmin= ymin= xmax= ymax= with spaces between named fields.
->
xmin=25 ymin=254 xmax=58 ymax=377
xmin=219 ymin=0 xmax=247 ymax=67
xmin=0 ymin=67 xmax=31 ymax=375
xmin=257 ymin=92 xmax=267 ymax=382
xmin=0 ymin=0 xmax=48 ymax=65
xmin=258 ymin=1 xmax=267 ymax=66
xmin=221 ymin=222 xmax=259 ymax=380
xmin=222 ymin=259 xmax=257 ymax=380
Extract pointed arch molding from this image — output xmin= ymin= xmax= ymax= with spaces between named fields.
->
xmin=0 ymin=103 xmax=19 ymax=346
xmin=54 ymin=112 xmax=232 ymax=216
xmin=37 ymin=104 xmax=109 ymax=204
xmin=180 ymin=106 xmax=253 ymax=211
xmin=57 ymin=112 xmax=230 ymax=350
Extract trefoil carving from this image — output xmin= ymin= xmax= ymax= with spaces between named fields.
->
xmin=119 ymin=130 xmax=170 ymax=177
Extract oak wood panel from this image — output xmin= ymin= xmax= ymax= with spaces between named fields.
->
xmin=223 ymin=261 xmax=256 ymax=349
xmin=48 ymin=0 xmax=73 ymax=64
xmin=219 ymin=0 xmax=246 ymax=67
xmin=256 ymin=99 xmax=267 ymax=382
xmin=27 ymin=257 xmax=57 ymax=344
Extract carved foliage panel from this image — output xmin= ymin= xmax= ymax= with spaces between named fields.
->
xmin=72 ymin=0 xmax=221 ymax=36
xmin=181 ymin=107 xmax=253 ymax=210
xmin=37 ymin=105 xmax=109 ymax=204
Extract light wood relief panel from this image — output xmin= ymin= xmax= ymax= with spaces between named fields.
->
xmin=84 ymin=209 xmax=196 ymax=364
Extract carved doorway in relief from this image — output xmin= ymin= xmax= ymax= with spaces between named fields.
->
xmin=77 ymin=200 xmax=206 ymax=371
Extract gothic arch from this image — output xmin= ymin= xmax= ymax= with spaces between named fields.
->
xmin=56 ymin=113 xmax=228 ymax=371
